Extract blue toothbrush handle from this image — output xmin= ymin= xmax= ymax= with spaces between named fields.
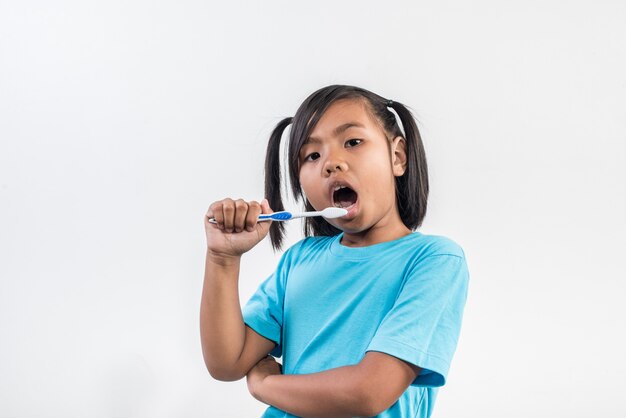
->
xmin=258 ymin=211 xmax=293 ymax=221
xmin=207 ymin=211 xmax=293 ymax=224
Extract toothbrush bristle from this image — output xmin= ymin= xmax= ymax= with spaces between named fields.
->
xmin=321 ymin=207 xmax=348 ymax=218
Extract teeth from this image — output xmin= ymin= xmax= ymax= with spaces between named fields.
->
xmin=334 ymin=202 xmax=352 ymax=208
xmin=332 ymin=185 xmax=353 ymax=209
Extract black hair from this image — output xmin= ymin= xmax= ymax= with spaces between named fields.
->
xmin=264 ymin=85 xmax=429 ymax=251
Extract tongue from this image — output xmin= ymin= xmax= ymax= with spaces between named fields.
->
xmin=337 ymin=199 xmax=353 ymax=208
xmin=335 ymin=188 xmax=357 ymax=208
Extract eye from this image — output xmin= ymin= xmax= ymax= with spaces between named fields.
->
xmin=345 ymin=138 xmax=362 ymax=147
xmin=304 ymin=152 xmax=320 ymax=162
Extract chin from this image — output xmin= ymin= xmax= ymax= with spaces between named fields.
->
xmin=333 ymin=219 xmax=370 ymax=235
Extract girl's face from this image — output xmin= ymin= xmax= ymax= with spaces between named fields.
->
xmin=298 ymin=98 xmax=408 ymax=237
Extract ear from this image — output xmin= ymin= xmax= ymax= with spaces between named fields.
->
xmin=391 ymin=136 xmax=408 ymax=176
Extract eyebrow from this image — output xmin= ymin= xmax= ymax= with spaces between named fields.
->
xmin=305 ymin=122 xmax=365 ymax=144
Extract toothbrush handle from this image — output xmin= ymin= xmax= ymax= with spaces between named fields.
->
xmin=207 ymin=211 xmax=294 ymax=224
xmin=258 ymin=211 xmax=293 ymax=221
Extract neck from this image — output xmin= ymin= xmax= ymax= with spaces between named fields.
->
xmin=339 ymin=220 xmax=412 ymax=248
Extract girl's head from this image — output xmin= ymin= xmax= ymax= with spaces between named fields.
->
xmin=265 ymin=85 xmax=429 ymax=250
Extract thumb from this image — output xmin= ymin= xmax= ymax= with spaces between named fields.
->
xmin=260 ymin=198 xmax=273 ymax=214
xmin=255 ymin=198 xmax=273 ymax=236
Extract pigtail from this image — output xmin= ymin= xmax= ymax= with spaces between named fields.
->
xmin=264 ymin=117 xmax=293 ymax=251
xmin=388 ymin=101 xmax=429 ymax=229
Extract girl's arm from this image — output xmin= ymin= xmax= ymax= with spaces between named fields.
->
xmin=247 ymin=352 xmax=421 ymax=417
xmin=200 ymin=198 xmax=276 ymax=381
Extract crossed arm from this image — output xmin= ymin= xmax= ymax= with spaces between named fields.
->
xmin=200 ymin=254 xmax=421 ymax=417
xmin=242 ymin=328 xmax=421 ymax=418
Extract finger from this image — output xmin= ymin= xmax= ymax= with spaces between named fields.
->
xmin=261 ymin=355 xmax=274 ymax=364
xmin=233 ymin=199 xmax=248 ymax=233
xmin=222 ymin=198 xmax=235 ymax=232
xmin=245 ymin=200 xmax=262 ymax=232
xmin=208 ymin=201 xmax=224 ymax=230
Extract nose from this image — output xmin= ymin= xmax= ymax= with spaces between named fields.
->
xmin=323 ymin=155 xmax=348 ymax=175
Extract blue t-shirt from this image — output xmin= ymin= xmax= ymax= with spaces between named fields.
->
xmin=242 ymin=231 xmax=470 ymax=418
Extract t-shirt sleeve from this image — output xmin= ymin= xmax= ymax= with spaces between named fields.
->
xmin=366 ymin=253 xmax=470 ymax=387
xmin=241 ymin=248 xmax=293 ymax=358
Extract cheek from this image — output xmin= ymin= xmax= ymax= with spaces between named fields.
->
xmin=363 ymin=157 xmax=396 ymax=195
xmin=364 ymin=155 xmax=394 ymax=180
xmin=299 ymin=178 xmax=326 ymax=206
xmin=298 ymin=172 xmax=315 ymax=196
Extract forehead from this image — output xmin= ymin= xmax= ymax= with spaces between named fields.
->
xmin=306 ymin=99 xmax=382 ymax=143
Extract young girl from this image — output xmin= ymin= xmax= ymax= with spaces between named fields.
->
xmin=201 ymin=85 xmax=469 ymax=417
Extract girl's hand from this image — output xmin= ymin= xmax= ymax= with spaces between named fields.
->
xmin=204 ymin=198 xmax=273 ymax=259
xmin=246 ymin=355 xmax=282 ymax=402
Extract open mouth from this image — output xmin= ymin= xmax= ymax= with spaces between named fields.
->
xmin=332 ymin=186 xmax=358 ymax=209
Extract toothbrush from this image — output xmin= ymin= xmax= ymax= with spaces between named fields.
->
xmin=208 ymin=207 xmax=348 ymax=224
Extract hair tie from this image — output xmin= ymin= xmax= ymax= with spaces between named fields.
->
xmin=386 ymin=100 xmax=394 ymax=108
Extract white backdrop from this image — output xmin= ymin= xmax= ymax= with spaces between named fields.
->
xmin=1 ymin=1 xmax=625 ymax=417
